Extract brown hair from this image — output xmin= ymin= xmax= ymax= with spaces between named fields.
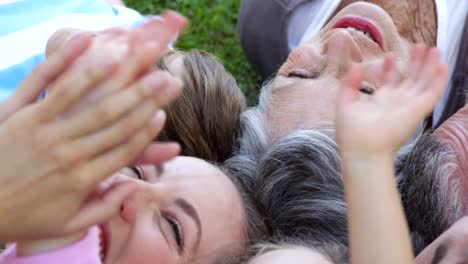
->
xmin=156 ymin=50 xmax=246 ymax=163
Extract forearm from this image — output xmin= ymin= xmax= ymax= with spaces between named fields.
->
xmin=342 ymin=153 xmax=413 ymax=264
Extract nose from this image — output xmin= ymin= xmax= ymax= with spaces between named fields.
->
xmin=323 ymin=30 xmax=363 ymax=78
xmin=120 ymin=184 xmax=163 ymax=224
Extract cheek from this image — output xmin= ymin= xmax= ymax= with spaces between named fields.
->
xmin=114 ymin=221 xmax=174 ymax=264
xmin=270 ymin=81 xmax=339 ymax=133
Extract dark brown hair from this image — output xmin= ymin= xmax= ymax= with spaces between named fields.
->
xmin=156 ymin=50 xmax=246 ymax=163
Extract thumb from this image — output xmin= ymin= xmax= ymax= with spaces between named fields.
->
xmin=64 ymin=182 xmax=137 ymax=233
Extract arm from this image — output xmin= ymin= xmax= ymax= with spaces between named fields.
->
xmin=342 ymin=153 xmax=410 ymax=263
xmin=336 ymin=45 xmax=450 ymax=264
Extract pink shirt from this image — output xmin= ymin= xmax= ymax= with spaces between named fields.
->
xmin=0 ymin=227 xmax=101 ymax=264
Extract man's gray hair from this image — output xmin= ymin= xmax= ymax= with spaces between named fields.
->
xmin=398 ymin=133 xmax=463 ymax=255
xmin=252 ymin=130 xmax=348 ymax=246
xmin=227 ymin=129 xmax=349 ymax=261
xmin=238 ymin=80 xmax=274 ymax=156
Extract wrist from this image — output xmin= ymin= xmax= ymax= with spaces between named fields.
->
xmin=340 ymin=152 xmax=395 ymax=178
xmin=340 ymin=150 xmax=394 ymax=164
xmin=16 ymin=231 xmax=86 ymax=257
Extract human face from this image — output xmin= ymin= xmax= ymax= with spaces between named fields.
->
xmin=268 ymin=2 xmax=413 ymax=140
xmin=100 ymin=157 xmax=245 ymax=264
xmin=249 ymin=247 xmax=333 ymax=264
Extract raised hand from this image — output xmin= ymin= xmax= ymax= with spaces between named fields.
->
xmin=336 ymin=45 xmax=450 ymax=157
xmin=0 ymin=11 xmax=187 ymax=242
xmin=336 ymin=45 xmax=450 ymax=264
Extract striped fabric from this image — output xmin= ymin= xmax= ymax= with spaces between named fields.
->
xmin=0 ymin=0 xmax=144 ymax=101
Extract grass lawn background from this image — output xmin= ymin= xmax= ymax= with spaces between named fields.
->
xmin=124 ymin=0 xmax=262 ymax=105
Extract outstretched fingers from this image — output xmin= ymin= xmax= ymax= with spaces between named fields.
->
xmin=407 ymin=46 xmax=449 ymax=115
xmin=416 ymin=48 xmax=442 ymax=92
xmin=76 ymin=109 xmax=168 ymax=187
xmin=131 ymin=142 xmax=181 ymax=166
xmin=416 ymin=63 xmax=450 ymax=115
xmin=380 ymin=55 xmax=400 ymax=88
xmin=64 ymin=181 xmax=137 ymax=233
xmin=95 ymin=13 xmax=187 ymax=97
xmin=339 ymin=64 xmax=364 ymax=105
xmin=0 ymin=34 xmax=92 ymax=122
xmin=64 ymin=105 xmax=165 ymax=165
xmin=36 ymin=46 xmax=118 ymax=120
xmin=55 ymin=71 xmax=178 ymax=140
xmin=142 ymin=11 xmax=188 ymax=44
xmin=407 ymin=43 xmax=427 ymax=81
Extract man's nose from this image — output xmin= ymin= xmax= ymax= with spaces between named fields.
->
xmin=323 ymin=30 xmax=363 ymax=78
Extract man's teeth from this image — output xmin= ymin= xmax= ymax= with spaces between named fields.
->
xmin=345 ymin=27 xmax=376 ymax=42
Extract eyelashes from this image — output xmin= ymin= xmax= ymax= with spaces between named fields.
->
xmin=287 ymin=71 xmax=376 ymax=95
xmin=359 ymin=85 xmax=375 ymax=95
xmin=165 ymin=215 xmax=184 ymax=253
xmin=288 ymin=72 xmax=309 ymax=79
xmin=130 ymin=166 xmax=144 ymax=181
xmin=130 ymin=166 xmax=184 ymax=255
xmin=287 ymin=71 xmax=319 ymax=79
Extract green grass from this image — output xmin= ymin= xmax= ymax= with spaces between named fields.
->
xmin=124 ymin=0 xmax=262 ymax=105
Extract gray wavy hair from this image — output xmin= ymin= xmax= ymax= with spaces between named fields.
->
xmin=226 ymin=129 xmax=349 ymax=262
xmin=398 ymin=133 xmax=463 ymax=255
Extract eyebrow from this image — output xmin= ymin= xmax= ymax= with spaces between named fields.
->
xmin=175 ymin=198 xmax=202 ymax=252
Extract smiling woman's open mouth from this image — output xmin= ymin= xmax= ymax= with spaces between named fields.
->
xmin=333 ymin=16 xmax=384 ymax=49
xmin=98 ymin=224 xmax=110 ymax=262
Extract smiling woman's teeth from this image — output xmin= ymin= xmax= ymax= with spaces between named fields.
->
xmin=99 ymin=227 xmax=104 ymax=261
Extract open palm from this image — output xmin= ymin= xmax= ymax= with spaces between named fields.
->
xmin=336 ymin=45 xmax=450 ymax=156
